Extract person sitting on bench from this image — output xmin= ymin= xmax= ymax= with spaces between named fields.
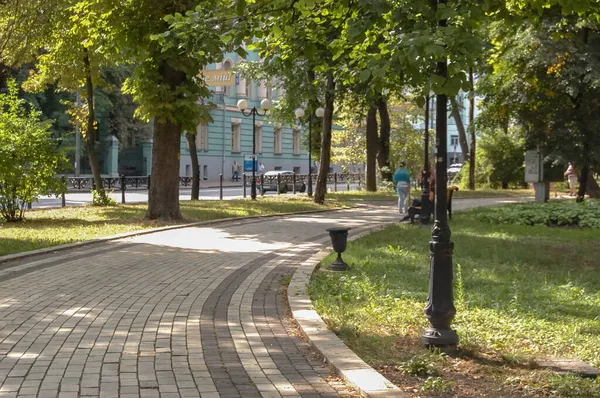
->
xmin=402 ymin=177 xmax=458 ymax=223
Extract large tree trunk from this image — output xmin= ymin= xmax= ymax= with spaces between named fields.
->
xmin=146 ymin=62 xmax=185 ymax=220
xmin=576 ymin=164 xmax=589 ymax=202
xmin=376 ymin=97 xmax=391 ymax=181
xmin=587 ymin=172 xmax=600 ymax=198
xmin=82 ymin=48 xmax=106 ymax=201
xmin=186 ymin=132 xmax=200 ymax=200
xmin=449 ymin=97 xmax=469 ymax=162
xmin=365 ymin=105 xmax=378 ymax=192
xmin=313 ymin=73 xmax=335 ymax=204
xmin=468 ymin=67 xmax=476 ymax=190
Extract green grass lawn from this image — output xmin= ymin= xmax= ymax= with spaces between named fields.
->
xmin=452 ymin=187 xmax=533 ymax=199
xmin=309 ymin=201 xmax=600 ymax=397
xmin=328 ymin=188 xmax=534 ymax=202
xmin=0 ymin=196 xmax=346 ymax=257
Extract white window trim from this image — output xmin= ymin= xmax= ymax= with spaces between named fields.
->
xmin=292 ymin=128 xmax=300 ymax=155
xmin=255 ymin=122 xmax=263 ymax=154
xmin=196 ymin=123 xmax=209 ymax=151
xmin=238 ymin=77 xmax=247 ymax=96
xmin=231 ymin=121 xmax=241 ymax=153
xmin=246 ymin=81 xmax=253 ymax=99
xmin=222 ymin=59 xmax=233 ymax=97
xmin=195 ymin=130 xmax=201 ymax=149
xmin=258 ymin=80 xmax=267 ymax=99
xmin=274 ymin=128 xmax=283 ymax=155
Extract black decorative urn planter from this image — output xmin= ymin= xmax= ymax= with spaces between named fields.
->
xmin=326 ymin=227 xmax=351 ymax=271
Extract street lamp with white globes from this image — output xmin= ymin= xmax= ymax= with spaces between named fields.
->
xmin=237 ymin=98 xmax=272 ymax=200
xmin=294 ymin=106 xmax=324 ymax=197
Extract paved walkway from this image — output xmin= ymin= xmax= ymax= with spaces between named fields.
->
xmin=0 ymin=198 xmax=529 ymax=398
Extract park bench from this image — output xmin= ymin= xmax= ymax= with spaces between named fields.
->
xmin=405 ymin=186 xmax=459 ymax=223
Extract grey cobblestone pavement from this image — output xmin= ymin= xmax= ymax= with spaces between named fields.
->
xmin=0 ymin=199 xmax=528 ymax=398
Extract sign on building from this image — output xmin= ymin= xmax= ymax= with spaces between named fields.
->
xmin=199 ymin=70 xmax=236 ymax=86
xmin=244 ymin=154 xmax=257 ymax=173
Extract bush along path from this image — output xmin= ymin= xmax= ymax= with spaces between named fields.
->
xmin=469 ymin=199 xmax=600 ymax=228
xmin=309 ymin=200 xmax=600 ymax=397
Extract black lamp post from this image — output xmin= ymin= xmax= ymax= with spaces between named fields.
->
xmin=295 ymin=107 xmax=325 ymax=197
xmin=421 ymin=0 xmax=458 ymax=348
xmin=421 ymin=94 xmax=431 ymax=226
xmin=237 ymin=98 xmax=272 ymax=200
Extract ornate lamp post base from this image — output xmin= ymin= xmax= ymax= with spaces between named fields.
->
xmin=421 ymin=328 xmax=459 ymax=347
xmin=421 ymin=229 xmax=458 ymax=348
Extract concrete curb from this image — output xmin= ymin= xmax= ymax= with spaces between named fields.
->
xmin=288 ymin=222 xmax=409 ymax=398
xmin=0 ymin=206 xmax=359 ymax=266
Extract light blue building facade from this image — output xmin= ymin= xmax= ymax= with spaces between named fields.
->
xmin=175 ymin=50 xmax=312 ymax=181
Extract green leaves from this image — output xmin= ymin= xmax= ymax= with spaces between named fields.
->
xmin=471 ymin=200 xmax=600 ymax=228
xmin=0 ymin=80 xmax=67 ymax=221
xmin=425 ymin=43 xmax=446 ymax=58
xmin=359 ymin=69 xmax=371 ymax=83
xmin=436 ymin=3 xmax=458 ymax=21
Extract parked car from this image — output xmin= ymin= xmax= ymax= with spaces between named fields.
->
xmin=261 ymin=171 xmax=306 ymax=194
xmin=447 ymin=163 xmax=463 ymax=180
xmin=118 ymin=165 xmax=141 ymax=176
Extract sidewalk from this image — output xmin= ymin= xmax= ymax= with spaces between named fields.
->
xmin=0 ymin=198 xmax=526 ymax=398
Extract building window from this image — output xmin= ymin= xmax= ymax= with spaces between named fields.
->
xmin=223 ymin=60 xmax=232 ymax=97
xmin=258 ymin=80 xmax=267 ymax=98
xmin=293 ymin=166 xmax=301 ymax=174
xmin=185 ymin=164 xmax=191 ymax=177
xmin=450 ymin=135 xmax=459 ymax=147
xmin=238 ymin=77 xmax=246 ymax=97
xmin=292 ymin=129 xmax=300 ymax=155
xmin=246 ymin=81 xmax=253 ymax=99
xmin=231 ymin=121 xmax=241 ymax=152
xmin=274 ymin=166 xmax=282 ymax=171
xmin=203 ymin=165 xmax=208 ymax=180
xmin=274 ymin=128 xmax=282 ymax=154
xmin=196 ymin=123 xmax=209 ymax=151
xmin=214 ymin=62 xmax=222 ymax=92
xmin=255 ymin=124 xmax=263 ymax=153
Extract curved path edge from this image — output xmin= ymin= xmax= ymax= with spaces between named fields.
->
xmin=0 ymin=206 xmax=356 ymax=266
xmin=288 ymin=223 xmax=409 ymax=398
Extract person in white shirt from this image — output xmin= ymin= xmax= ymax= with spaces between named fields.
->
xmin=564 ymin=163 xmax=577 ymax=196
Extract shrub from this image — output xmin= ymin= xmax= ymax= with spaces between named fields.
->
xmin=469 ymin=200 xmax=600 ymax=228
xmin=0 ymin=80 xmax=67 ymax=221
xmin=91 ymin=189 xmax=116 ymax=206
xmin=477 ymin=127 xmax=526 ymax=189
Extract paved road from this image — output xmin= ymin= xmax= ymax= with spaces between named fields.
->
xmin=0 ymin=204 xmax=401 ymax=398
xmin=0 ymin=198 xmax=529 ymax=397
xmin=32 ymin=185 xmax=361 ymax=209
